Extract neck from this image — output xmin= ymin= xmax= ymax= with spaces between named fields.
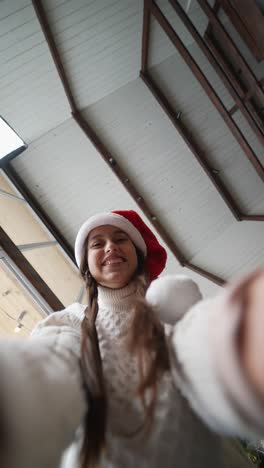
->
xmin=97 ymin=279 xmax=145 ymax=310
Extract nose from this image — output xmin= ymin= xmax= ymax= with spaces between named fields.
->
xmin=105 ymin=239 xmax=118 ymax=252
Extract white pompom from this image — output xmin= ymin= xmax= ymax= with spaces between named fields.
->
xmin=146 ymin=275 xmax=202 ymax=325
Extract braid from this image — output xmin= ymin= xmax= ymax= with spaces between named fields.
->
xmin=80 ymin=248 xmax=107 ymax=468
xmin=125 ymin=274 xmax=170 ymax=432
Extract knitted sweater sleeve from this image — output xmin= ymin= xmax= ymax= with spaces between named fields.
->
xmin=146 ymin=275 xmax=264 ymax=442
xmin=0 ymin=303 xmax=87 ymax=468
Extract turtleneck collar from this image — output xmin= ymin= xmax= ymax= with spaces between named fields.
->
xmin=97 ymin=280 xmax=143 ymax=310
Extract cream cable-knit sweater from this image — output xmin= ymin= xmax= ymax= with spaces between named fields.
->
xmin=0 ymin=275 xmax=263 ymax=468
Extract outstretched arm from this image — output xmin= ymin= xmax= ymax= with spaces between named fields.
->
xmin=147 ymin=270 xmax=264 ymax=441
xmin=0 ymin=303 xmax=87 ymax=468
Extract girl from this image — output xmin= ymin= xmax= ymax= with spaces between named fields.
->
xmin=0 ymin=209 xmax=264 ymax=468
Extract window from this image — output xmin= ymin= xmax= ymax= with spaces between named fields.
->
xmin=0 ymin=117 xmax=26 ymax=164
xmin=0 ymin=171 xmax=84 ymax=336
xmin=0 ymin=259 xmax=47 ymax=337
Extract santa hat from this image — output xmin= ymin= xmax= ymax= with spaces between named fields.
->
xmin=74 ymin=210 xmax=167 ymax=281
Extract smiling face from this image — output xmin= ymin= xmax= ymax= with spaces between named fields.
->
xmin=87 ymin=225 xmax=139 ymax=289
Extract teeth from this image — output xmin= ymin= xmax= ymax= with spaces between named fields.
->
xmin=106 ymin=259 xmax=122 ymax=265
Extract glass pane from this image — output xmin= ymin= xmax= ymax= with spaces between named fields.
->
xmin=0 ymin=172 xmax=20 ymax=196
xmin=0 ymin=175 xmax=52 ymax=245
xmin=0 ymin=117 xmax=24 ymax=160
xmin=0 ymin=172 xmax=82 ymax=308
xmin=0 ymin=261 xmax=44 ymax=337
xmin=24 ymin=245 xmax=83 ymax=307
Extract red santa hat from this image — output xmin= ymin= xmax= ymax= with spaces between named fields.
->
xmin=74 ymin=210 xmax=167 ymax=281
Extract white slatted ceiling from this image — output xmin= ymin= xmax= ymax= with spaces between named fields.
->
xmin=149 ymin=0 xmax=209 ymax=70
xmin=42 ymin=0 xmax=144 ymax=109
xmin=81 ymin=47 xmax=264 ymax=238
xmin=149 ymin=45 xmax=264 ymax=214
xmin=11 ymin=115 xmax=220 ymax=298
xmin=41 ymin=0 xmax=208 ymax=110
xmin=0 ymin=1 xmax=70 ymax=143
xmin=0 ymin=0 xmax=203 ymax=143
xmin=81 ymin=77 xmax=233 ymax=256
xmin=192 ymin=221 xmax=264 ymax=279
xmin=12 ymin=47 xmax=264 ymax=283
xmin=11 ymin=116 xmax=148 ymax=244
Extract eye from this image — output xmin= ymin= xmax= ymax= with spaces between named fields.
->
xmin=116 ymin=237 xmax=128 ymax=243
xmin=90 ymin=242 xmax=103 ymax=248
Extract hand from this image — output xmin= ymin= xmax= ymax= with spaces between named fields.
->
xmin=231 ymin=269 xmax=264 ymax=400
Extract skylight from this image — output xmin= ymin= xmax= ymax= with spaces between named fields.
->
xmin=0 ymin=117 xmax=25 ymax=160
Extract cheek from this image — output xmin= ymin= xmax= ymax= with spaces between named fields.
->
xmin=87 ymin=251 xmax=100 ymax=273
xmin=129 ymin=246 xmax=138 ymax=270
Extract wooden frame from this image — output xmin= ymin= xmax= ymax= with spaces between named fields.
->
xmin=140 ymin=0 xmax=264 ymax=223
xmin=0 ymin=227 xmax=64 ymax=311
xmin=148 ymin=1 xmax=264 ymax=181
xmin=3 ymin=165 xmax=74 ymax=263
xmin=217 ymin=0 xmax=264 ymax=62
xmin=198 ymin=0 xmax=264 ymax=107
xmin=168 ymin=0 xmax=264 ymax=148
xmin=204 ymin=32 xmax=264 ymax=133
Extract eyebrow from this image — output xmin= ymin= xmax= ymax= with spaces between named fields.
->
xmin=88 ymin=229 xmax=127 ymax=243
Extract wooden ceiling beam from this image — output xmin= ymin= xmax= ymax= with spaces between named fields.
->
xmin=141 ymin=1 xmax=264 ymax=222
xmin=184 ymin=262 xmax=225 ymax=286
xmin=141 ymin=0 xmax=152 ymax=72
xmin=168 ymin=0 xmax=264 ymax=147
xmin=197 ymin=0 xmax=264 ymax=107
xmin=217 ymin=0 xmax=264 ymax=62
xmin=32 ymin=0 xmax=77 ymax=113
xmin=0 ymin=227 xmax=64 ymax=311
xmin=241 ymin=215 xmax=264 ymax=222
xmin=140 ymin=70 xmax=242 ymax=221
xmin=150 ymin=1 xmax=264 ymax=183
xmin=204 ymin=31 xmax=264 ymax=132
xmin=141 ymin=73 xmax=264 ymax=224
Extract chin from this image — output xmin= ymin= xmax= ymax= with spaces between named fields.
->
xmin=101 ymin=275 xmax=130 ymax=289
xmin=109 ymin=280 xmax=129 ymax=289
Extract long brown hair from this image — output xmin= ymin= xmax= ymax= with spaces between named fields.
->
xmin=79 ymin=241 xmax=170 ymax=467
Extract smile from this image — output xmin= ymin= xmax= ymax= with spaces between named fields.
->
xmin=103 ymin=257 xmax=126 ymax=266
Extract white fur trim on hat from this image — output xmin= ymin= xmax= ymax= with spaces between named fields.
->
xmin=75 ymin=212 xmax=147 ymax=268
